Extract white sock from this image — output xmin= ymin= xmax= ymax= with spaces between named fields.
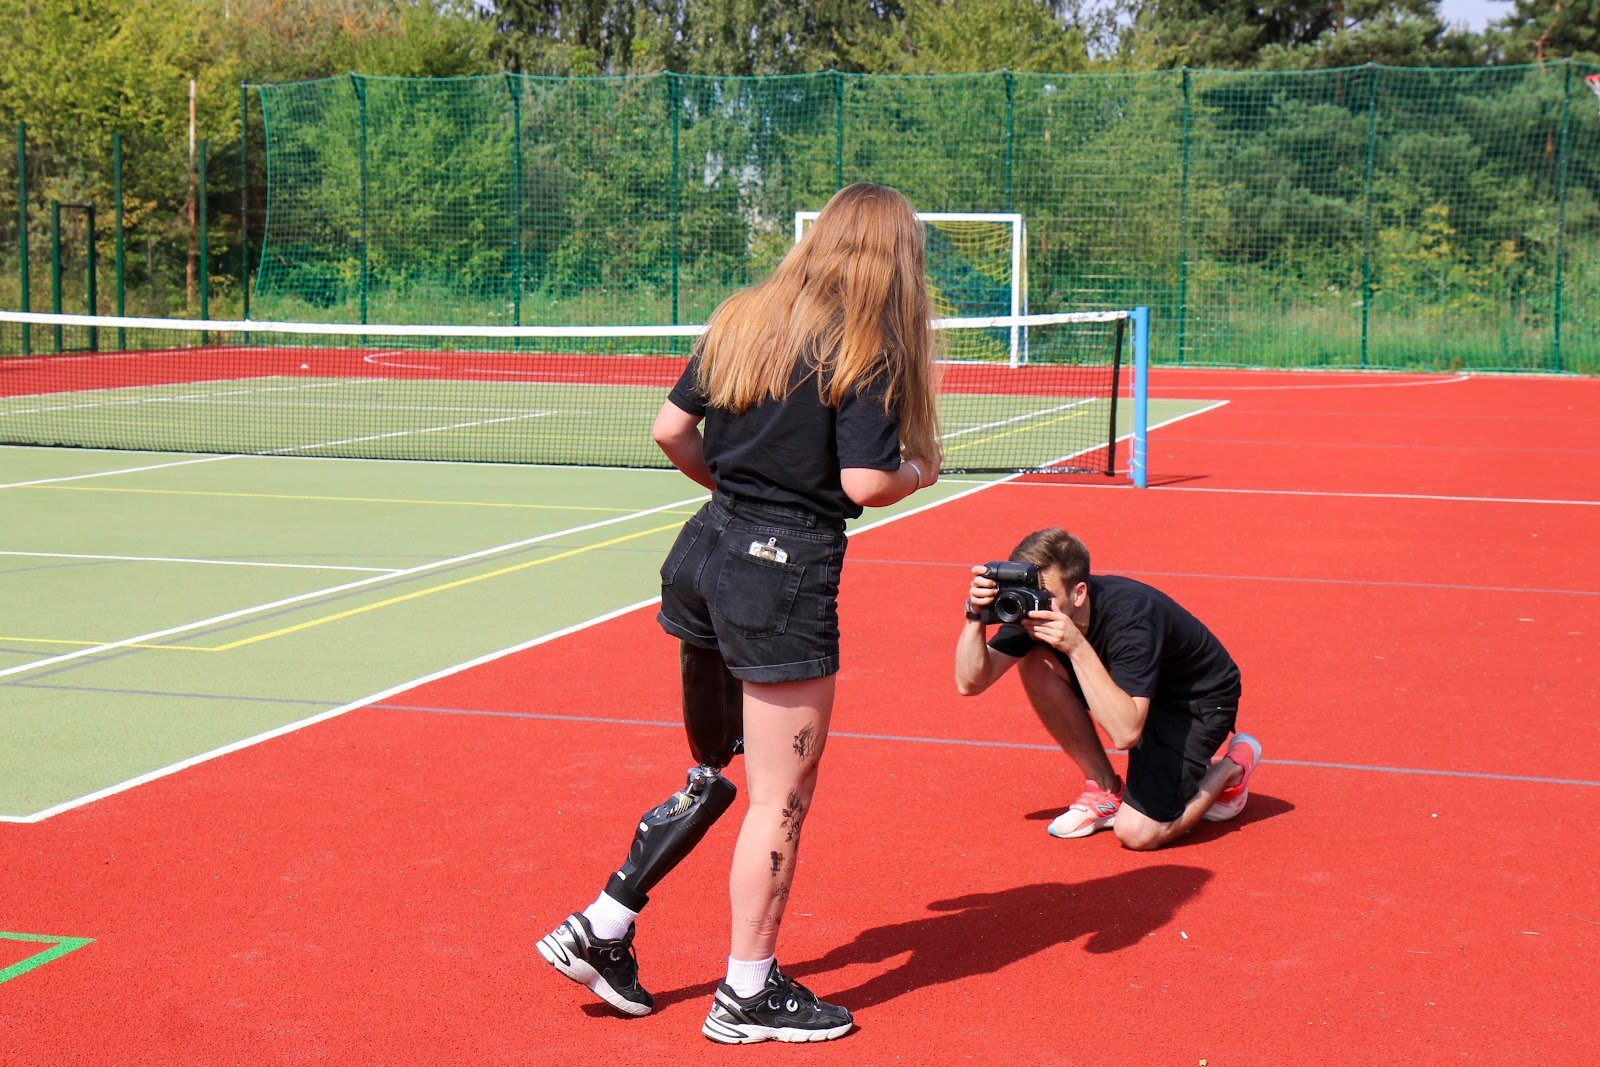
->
xmin=726 ymin=954 xmax=776 ymax=998
xmin=581 ymin=892 xmax=639 ymax=942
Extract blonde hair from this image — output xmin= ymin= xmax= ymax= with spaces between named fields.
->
xmin=693 ymin=182 xmax=941 ymax=460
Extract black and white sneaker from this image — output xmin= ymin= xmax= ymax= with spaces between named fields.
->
xmin=535 ymin=913 xmax=653 ymax=1017
xmin=701 ymin=964 xmax=853 ymax=1044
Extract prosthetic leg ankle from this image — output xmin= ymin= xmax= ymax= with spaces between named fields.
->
xmin=603 ymin=642 xmax=744 ymax=912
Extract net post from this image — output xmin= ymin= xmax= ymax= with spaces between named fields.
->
xmin=1130 ymin=306 xmax=1149 ymax=488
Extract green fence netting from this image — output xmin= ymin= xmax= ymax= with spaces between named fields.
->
xmin=250 ymin=63 xmax=1600 ymax=373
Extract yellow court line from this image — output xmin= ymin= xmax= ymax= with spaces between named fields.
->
xmin=946 ymin=407 xmax=1090 ymax=454
xmin=23 ymin=484 xmax=689 ymax=514
xmin=0 ymin=636 xmax=212 ymax=651
xmin=204 ymin=520 xmax=684 ymax=652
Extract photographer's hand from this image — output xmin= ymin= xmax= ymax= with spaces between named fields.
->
xmin=1022 ymin=608 xmax=1086 ymax=654
xmin=966 ymin=564 xmax=997 ymax=619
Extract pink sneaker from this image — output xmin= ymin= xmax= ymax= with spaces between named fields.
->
xmin=1048 ymin=780 xmax=1123 ymax=839
xmin=1203 ymin=734 xmax=1263 ymax=823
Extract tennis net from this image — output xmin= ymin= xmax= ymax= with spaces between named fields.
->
xmin=0 ymin=309 xmax=1146 ymax=476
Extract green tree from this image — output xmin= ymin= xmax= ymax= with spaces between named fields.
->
xmin=843 ymin=0 xmax=1091 ymax=74
xmin=1489 ymin=0 xmax=1600 ymax=62
xmin=1122 ymin=0 xmax=1475 ymax=69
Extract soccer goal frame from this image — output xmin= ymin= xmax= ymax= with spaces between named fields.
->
xmin=794 ymin=210 xmax=1029 ymax=365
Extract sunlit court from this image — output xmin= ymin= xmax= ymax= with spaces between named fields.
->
xmin=4 ymin=19 xmax=1600 ymax=1064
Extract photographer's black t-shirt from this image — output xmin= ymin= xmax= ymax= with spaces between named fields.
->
xmin=988 ymin=574 xmax=1240 ymax=707
xmin=667 ymin=354 xmax=902 ymax=523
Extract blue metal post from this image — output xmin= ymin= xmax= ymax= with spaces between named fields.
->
xmin=1131 ymin=306 xmax=1149 ymax=488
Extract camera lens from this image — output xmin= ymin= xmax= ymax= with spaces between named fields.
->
xmin=994 ymin=589 xmax=1029 ymax=624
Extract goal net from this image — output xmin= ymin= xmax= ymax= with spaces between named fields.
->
xmin=794 ymin=211 xmax=1028 ymax=365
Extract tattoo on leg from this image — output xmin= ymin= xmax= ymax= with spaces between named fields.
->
xmin=769 ymin=850 xmax=784 ymax=876
xmin=793 ymin=724 xmax=815 ymax=760
xmin=781 ymin=791 xmax=806 ymax=843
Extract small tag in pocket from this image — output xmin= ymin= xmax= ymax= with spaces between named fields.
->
xmin=748 ymin=537 xmax=789 ymax=563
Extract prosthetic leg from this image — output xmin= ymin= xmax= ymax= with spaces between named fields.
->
xmin=602 ymin=642 xmax=744 ymax=912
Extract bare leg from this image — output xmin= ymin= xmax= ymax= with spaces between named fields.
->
xmin=1017 ymin=651 xmax=1120 ymax=792
xmin=726 ymin=675 xmax=834 ymax=962
xmin=1113 ymin=752 xmax=1246 ymax=851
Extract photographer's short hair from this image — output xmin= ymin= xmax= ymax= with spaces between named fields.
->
xmin=1010 ymin=528 xmax=1090 ymax=588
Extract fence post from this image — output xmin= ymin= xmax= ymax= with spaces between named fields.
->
xmin=1553 ymin=61 xmax=1572 ymax=373
xmin=16 ymin=122 xmax=29 ymax=354
xmin=198 ymin=139 xmax=209 ymax=325
xmin=353 ymin=74 xmax=369 ymax=326
xmin=240 ymin=83 xmax=251 ymax=322
xmin=1177 ymin=68 xmax=1191 ymax=366
xmin=1361 ymin=64 xmax=1378 ymax=370
xmin=834 ymin=70 xmax=845 ymax=189
xmin=508 ymin=74 xmax=523 ymax=327
xmin=669 ymin=73 xmax=681 ymax=327
xmin=114 ymin=132 xmax=125 ymax=349
xmin=50 ymin=200 xmax=62 ymax=351
xmin=1003 ymin=70 xmax=1014 ymax=212
xmin=85 ymin=203 xmax=98 ymax=351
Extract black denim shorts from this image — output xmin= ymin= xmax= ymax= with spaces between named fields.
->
xmin=657 ymin=492 xmax=848 ymax=683
xmin=1122 ymin=690 xmax=1241 ymax=823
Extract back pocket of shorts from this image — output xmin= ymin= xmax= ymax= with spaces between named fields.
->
xmin=660 ymin=514 xmax=707 ymax=588
xmin=714 ymin=549 xmax=804 ymax=639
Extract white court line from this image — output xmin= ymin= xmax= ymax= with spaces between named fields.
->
xmin=941 ymin=397 xmax=1099 ymax=439
xmin=0 ymin=492 xmax=706 ymax=685
xmin=1 ymin=379 xmax=347 ymax=418
xmin=0 ymin=550 xmax=398 ymax=574
xmin=261 ymin=411 xmax=555 ymax=454
xmin=1157 ymin=373 xmax=1472 ymax=393
xmin=993 ymin=480 xmax=1600 ymax=508
xmin=0 ymin=401 xmax=1217 ymax=820
xmin=1 ymin=597 xmax=668 ymax=824
xmin=0 ymin=453 xmax=239 ymax=490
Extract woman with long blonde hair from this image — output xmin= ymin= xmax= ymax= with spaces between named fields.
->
xmin=539 ymin=182 xmax=942 ymax=1044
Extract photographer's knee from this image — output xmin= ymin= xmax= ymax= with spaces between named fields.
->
xmin=1113 ymin=808 xmax=1164 ymax=852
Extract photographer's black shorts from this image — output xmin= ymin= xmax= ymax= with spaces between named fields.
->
xmin=657 ymin=493 xmax=847 ymax=683
xmin=1122 ymin=690 xmax=1240 ymax=823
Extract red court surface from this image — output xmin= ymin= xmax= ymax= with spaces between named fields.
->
xmin=2 ymin=368 xmax=1596 ymax=1064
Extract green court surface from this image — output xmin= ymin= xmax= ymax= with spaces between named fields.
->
xmin=1 ymin=397 xmax=1197 ymax=819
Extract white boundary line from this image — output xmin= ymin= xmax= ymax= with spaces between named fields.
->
xmin=2 ymin=598 xmax=665 ymax=824
xmin=0 ymin=550 xmax=398 ymax=573
xmin=990 ymin=480 xmax=1600 ymax=508
xmin=1159 ymin=373 xmax=1471 ymax=393
xmin=1 ymin=469 xmax=1033 ymax=822
xmin=0 ymin=493 xmax=707 ymax=684
xmin=1 ymin=400 xmax=1211 ymax=821
xmin=0 ymin=454 xmax=238 ymax=490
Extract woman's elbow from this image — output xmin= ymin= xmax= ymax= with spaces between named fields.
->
xmin=841 ymin=468 xmax=898 ymax=508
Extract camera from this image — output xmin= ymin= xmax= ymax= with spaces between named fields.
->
xmin=980 ymin=561 xmax=1054 ymax=624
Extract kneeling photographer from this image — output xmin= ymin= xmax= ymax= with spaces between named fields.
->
xmin=955 ymin=527 xmax=1263 ymax=850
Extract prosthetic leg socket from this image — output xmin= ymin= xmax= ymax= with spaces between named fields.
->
xmin=603 ymin=765 xmax=736 ymax=912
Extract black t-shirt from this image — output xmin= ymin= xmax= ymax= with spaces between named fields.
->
xmin=988 ymin=574 xmax=1240 ymax=707
xmin=666 ymin=354 xmax=902 ymax=523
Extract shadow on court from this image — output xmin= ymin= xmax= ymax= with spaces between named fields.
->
xmin=645 ymin=866 xmax=1211 ymax=1013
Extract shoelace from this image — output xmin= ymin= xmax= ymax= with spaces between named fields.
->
xmin=601 ymin=926 xmax=642 ymax=984
xmin=770 ymin=969 xmax=820 ymax=1008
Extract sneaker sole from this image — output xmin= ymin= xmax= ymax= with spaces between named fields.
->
xmin=702 ymin=1016 xmax=853 ymax=1044
xmin=536 ymin=932 xmax=652 ymax=1017
xmin=1047 ymin=811 xmax=1116 ymax=839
